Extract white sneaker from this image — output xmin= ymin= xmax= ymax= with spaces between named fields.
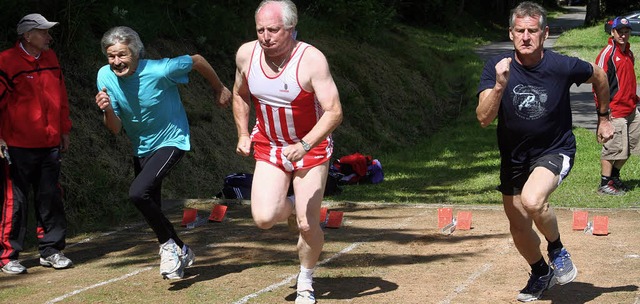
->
xmin=2 ymin=260 xmax=27 ymax=274
xmin=40 ymin=253 xmax=73 ymax=269
xmin=159 ymin=239 xmax=183 ymax=279
xmin=295 ymin=290 xmax=316 ymax=304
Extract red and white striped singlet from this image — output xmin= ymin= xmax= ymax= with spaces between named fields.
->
xmin=247 ymin=41 xmax=333 ymax=172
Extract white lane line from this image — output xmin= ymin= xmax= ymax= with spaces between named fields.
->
xmin=438 ymin=236 xmax=512 ymax=303
xmin=232 ymin=209 xmax=431 ymax=304
xmin=438 ymin=263 xmax=492 ymax=304
xmin=45 ymin=267 xmax=153 ymax=303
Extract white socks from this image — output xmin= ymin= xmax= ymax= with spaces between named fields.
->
xmin=297 ymin=266 xmax=315 ymax=291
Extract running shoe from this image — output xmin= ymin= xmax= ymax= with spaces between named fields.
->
xmin=295 ymin=290 xmax=316 ymax=304
xmin=1 ymin=260 xmax=27 ymax=274
xmin=597 ymin=180 xmax=625 ymax=195
xmin=159 ymin=239 xmax=183 ymax=279
xmin=40 ymin=252 xmax=73 ymax=269
xmin=516 ymin=267 xmax=555 ymax=302
xmin=182 ymin=244 xmax=195 ymax=268
xmin=549 ymin=247 xmax=577 ymax=285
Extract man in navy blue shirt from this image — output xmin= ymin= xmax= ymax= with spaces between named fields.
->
xmin=476 ymin=2 xmax=614 ymax=302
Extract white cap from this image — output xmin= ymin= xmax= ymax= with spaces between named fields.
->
xmin=17 ymin=13 xmax=59 ymax=35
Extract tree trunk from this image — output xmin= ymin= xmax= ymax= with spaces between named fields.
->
xmin=585 ymin=0 xmax=600 ymax=26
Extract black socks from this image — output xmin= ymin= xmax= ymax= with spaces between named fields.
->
xmin=530 ymin=257 xmax=549 ymax=276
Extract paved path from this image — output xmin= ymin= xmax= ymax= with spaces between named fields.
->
xmin=474 ymin=6 xmax=597 ymax=131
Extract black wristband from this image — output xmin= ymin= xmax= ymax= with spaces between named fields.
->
xmin=597 ymin=109 xmax=609 ymax=117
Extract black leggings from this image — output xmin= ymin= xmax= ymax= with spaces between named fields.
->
xmin=130 ymin=147 xmax=185 ymax=248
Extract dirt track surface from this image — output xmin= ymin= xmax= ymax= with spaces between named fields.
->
xmin=0 ymin=200 xmax=638 ymax=304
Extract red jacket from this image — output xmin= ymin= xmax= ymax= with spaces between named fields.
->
xmin=0 ymin=42 xmax=71 ymax=148
xmin=594 ymin=37 xmax=639 ymax=118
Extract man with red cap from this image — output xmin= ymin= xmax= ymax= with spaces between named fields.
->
xmin=0 ymin=13 xmax=73 ymax=274
xmin=594 ymin=16 xmax=640 ymax=195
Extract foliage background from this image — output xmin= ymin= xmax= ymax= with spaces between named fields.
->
xmin=0 ymin=0 xmax=638 ymax=233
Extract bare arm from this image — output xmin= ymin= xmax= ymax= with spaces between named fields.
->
xmin=476 ymin=58 xmax=511 ymax=128
xmin=232 ymin=42 xmax=254 ymax=156
xmin=190 ymin=54 xmax=232 ymax=108
xmin=95 ymin=87 xmax=122 ymax=134
xmin=586 ymin=62 xmax=614 ymax=143
xmin=283 ymin=47 xmax=343 ymax=163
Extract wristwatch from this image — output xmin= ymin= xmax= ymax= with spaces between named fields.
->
xmin=300 ymin=140 xmax=311 ymax=152
xmin=597 ymin=109 xmax=610 ymax=117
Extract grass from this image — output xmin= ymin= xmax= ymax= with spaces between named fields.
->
xmin=329 ymin=23 xmax=640 ymax=209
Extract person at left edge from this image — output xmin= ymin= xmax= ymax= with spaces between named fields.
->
xmin=94 ymin=26 xmax=232 ymax=280
xmin=0 ymin=13 xmax=73 ymax=275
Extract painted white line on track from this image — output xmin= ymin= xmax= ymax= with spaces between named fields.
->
xmin=438 ymin=237 xmax=512 ymax=303
xmin=232 ymin=209 xmax=431 ymax=304
xmin=232 ymin=243 xmax=365 ymax=304
xmin=45 ymin=267 xmax=153 ymax=303
xmin=438 ymin=263 xmax=492 ymax=304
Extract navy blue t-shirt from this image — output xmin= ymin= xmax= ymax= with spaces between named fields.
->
xmin=477 ymin=49 xmax=593 ymax=165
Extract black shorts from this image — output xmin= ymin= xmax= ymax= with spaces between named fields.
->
xmin=498 ymin=153 xmax=574 ymax=196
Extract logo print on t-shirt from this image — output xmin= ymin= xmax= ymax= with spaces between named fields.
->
xmin=512 ymin=84 xmax=547 ymax=120
xmin=280 ymin=82 xmax=289 ymax=93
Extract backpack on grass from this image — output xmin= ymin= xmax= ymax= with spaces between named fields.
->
xmin=216 ymin=172 xmax=253 ymax=199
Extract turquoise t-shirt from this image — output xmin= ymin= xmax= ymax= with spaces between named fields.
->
xmin=97 ymin=55 xmax=192 ymax=157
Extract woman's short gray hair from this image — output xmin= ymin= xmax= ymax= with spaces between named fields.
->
xmin=255 ymin=0 xmax=298 ymax=29
xmin=100 ymin=26 xmax=145 ymax=58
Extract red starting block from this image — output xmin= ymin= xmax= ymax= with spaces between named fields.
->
xmin=319 ymin=207 xmax=328 ymax=225
xmin=438 ymin=208 xmax=453 ymax=229
xmin=325 ymin=211 xmax=343 ymax=229
xmin=208 ymin=204 xmax=228 ymax=222
xmin=181 ymin=208 xmax=198 ymax=227
xmin=592 ymin=215 xmax=609 ymax=236
xmin=572 ymin=211 xmax=589 ymax=230
xmin=456 ymin=211 xmax=472 ymax=230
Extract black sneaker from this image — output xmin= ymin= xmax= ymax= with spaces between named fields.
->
xmin=516 ymin=267 xmax=555 ymax=302
xmin=611 ymin=176 xmax=630 ymax=191
xmin=597 ymin=180 xmax=625 ymax=196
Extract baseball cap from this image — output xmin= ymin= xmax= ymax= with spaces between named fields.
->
xmin=17 ymin=13 xmax=59 ymax=35
xmin=611 ymin=17 xmax=632 ymax=30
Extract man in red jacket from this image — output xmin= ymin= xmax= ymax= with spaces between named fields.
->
xmin=594 ymin=17 xmax=640 ymax=195
xmin=0 ymin=13 xmax=73 ymax=274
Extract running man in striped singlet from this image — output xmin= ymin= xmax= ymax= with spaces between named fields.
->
xmin=232 ymin=1 xmax=342 ymax=303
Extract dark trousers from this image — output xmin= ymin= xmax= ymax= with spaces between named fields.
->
xmin=130 ymin=147 xmax=184 ymax=248
xmin=0 ymin=147 xmax=67 ymax=265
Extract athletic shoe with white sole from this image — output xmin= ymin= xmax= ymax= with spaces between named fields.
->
xmin=159 ymin=239 xmax=183 ymax=279
xmin=549 ymin=247 xmax=577 ymax=285
xmin=182 ymin=245 xmax=195 ymax=268
xmin=295 ymin=290 xmax=317 ymax=304
xmin=516 ymin=267 xmax=555 ymax=302
xmin=40 ymin=253 xmax=73 ymax=269
xmin=1 ymin=260 xmax=27 ymax=274
xmin=597 ymin=180 xmax=625 ymax=195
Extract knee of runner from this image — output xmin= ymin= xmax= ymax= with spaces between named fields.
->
xmin=128 ymin=189 xmax=145 ymax=206
xmin=253 ymin=217 xmax=276 ymax=230
xmin=520 ymin=195 xmax=546 ymax=215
